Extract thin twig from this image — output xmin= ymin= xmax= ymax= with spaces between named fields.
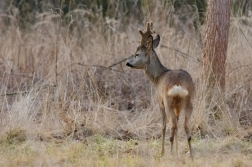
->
xmin=161 ymin=45 xmax=202 ymax=64
xmin=108 ymin=57 xmax=130 ymax=68
xmin=238 ymin=23 xmax=252 ymax=49
xmin=0 ymin=71 xmax=34 ymax=79
xmin=77 ymin=63 xmax=125 ymax=73
xmin=55 ymin=6 xmax=63 ymax=86
xmin=1 ymin=84 xmax=57 ymax=96
xmin=57 ymin=62 xmax=126 ymax=74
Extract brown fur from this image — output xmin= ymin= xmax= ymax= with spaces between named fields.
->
xmin=126 ymin=22 xmax=195 ymax=157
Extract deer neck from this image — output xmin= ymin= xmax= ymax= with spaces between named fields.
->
xmin=144 ymin=52 xmax=169 ymax=85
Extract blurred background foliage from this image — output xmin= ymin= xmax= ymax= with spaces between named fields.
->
xmin=0 ymin=0 xmax=251 ymax=30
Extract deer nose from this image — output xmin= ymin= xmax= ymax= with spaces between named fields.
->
xmin=126 ymin=63 xmax=133 ymax=67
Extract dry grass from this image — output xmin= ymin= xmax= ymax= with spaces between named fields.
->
xmin=0 ymin=2 xmax=252 ymax=166
xmin=0 ymin=134 xmax=252 ymax=167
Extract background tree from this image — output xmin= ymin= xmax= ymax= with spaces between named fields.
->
xmin=202 ymin=0 xmax=230 ymax=119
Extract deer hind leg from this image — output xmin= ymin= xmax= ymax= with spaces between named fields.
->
xmin=174 ymin=107 xmax=180 ymax=155
xmin=169 ymin=111 xmax=178 ymax=155
xmin=184 ymin=101 xmax=193 ymax=158
xmin=165 ymin=99 xmax=178 ymax=155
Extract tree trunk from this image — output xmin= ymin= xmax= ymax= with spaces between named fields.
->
xmin=203 ymin=0 xmax=230 ymax=119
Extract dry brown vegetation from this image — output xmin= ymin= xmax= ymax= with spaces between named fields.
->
xmin=0 ymin=3 xmax=252 ymax=167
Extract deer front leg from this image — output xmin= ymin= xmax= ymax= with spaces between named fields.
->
xmin=160 ymin=105 xmax=167 ymax=156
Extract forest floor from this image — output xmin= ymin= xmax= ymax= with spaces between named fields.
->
xmin=1 ymin=129 xmax=252 ymax=167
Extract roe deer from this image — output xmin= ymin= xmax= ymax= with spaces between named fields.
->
xmin=126 ymin=22 xmax=194 ymax=157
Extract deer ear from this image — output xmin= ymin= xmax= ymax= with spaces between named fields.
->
xmin=145 ymin=35 xmax=153 ymax=50
xmin=153 ymin=34 xmax=160 ymax=48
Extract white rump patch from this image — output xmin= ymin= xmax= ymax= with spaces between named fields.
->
xmin=168 ymin=85 xmax=188 ymax=97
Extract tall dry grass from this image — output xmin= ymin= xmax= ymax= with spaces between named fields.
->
xmin=0 ymin=2 xmax=251 ymax=164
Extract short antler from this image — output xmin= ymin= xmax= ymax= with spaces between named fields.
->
xmin=139 ymin=22 xmax=155 ymax=45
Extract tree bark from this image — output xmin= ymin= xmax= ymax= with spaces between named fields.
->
xmin=203 ymin=0 xmax=230 ymax=119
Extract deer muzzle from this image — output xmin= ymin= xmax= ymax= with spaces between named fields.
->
xmin=126 ymin=62 xmax=133 ymax=67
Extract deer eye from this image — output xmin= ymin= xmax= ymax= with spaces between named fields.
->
xmin=135 ymin=54 xmax=139 ymax=57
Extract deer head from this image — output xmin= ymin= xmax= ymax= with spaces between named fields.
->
xmin=126 ymin=22 xmax=160 ymax=69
